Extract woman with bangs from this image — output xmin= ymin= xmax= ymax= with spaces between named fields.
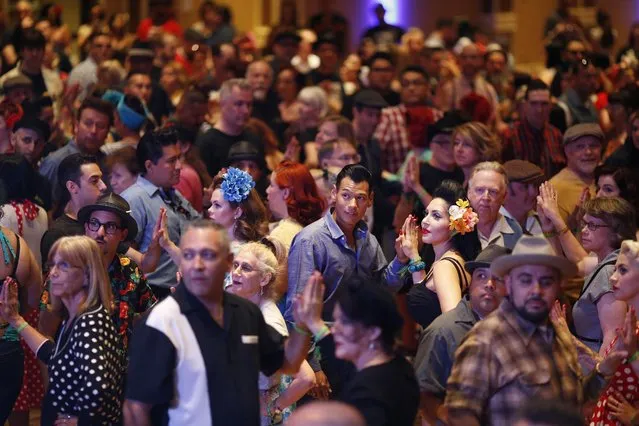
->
xmin=266 ymin=161 xmax=326 ymax=251
xmin=538 ymin=186 xmax=637 ymax=354
xmin=451 ymin=121 xmax=502 ymax=184
xmin=0 ymin=236 xmax=124 ymax=425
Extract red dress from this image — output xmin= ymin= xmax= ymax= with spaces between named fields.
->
xmin=12 ymin=309 xmax=45 ymax=411
xmin=590 ymin=326 xmax=639 ymax=425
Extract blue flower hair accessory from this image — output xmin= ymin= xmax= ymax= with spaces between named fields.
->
xmin=221 ymin=167 xmax=255 ymax=203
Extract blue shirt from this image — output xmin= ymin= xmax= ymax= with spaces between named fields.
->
xmin=285 ymin=210 xmax=405 ymax=322
xmin=121 ymin=176 xmax=200 ymax=288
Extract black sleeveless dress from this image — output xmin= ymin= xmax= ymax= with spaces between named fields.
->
xmin=406 ymin=257 xmax=468 ymax=329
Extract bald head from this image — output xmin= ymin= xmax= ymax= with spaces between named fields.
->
xmin=286 ymin=401 xmax=365 ymax=426
xmin=459 ymin=43 xmax=483 ymax=78
xmin=246 ymin=60 xmax=273 ymax=101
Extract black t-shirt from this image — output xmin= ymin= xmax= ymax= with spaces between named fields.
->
xmin=195 ymin=128 xmax=263 ymax=177
xmin=339 ymin=354 xmax=420 ymax=426
xmin=148 ymin=84 xmax=175 ymax=125
xmin=22 ymin=70 xmax=47 ymax=99
xmin=251 ymin=90 xmax=280 ymax=129
xmin=412 ymin=163 xmax=465 ymax=216
xmin=363 ymin=24 xmax=405 ymax=47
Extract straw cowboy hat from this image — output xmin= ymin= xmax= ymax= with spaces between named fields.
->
xmin=491 ymin=236 xmax=578 ymax=279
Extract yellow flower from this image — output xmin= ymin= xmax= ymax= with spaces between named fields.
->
xmin=456 ymin=199 xmax=470 ymax=209
xmin=120 ymin=257 xmax=131 ymax=267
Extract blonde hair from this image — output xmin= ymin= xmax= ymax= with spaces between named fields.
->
xmin=620 ymin=240 xmax=639 ymax=267
xmin=238 ymin=241 xmax=286 ymax=301
xmin=452 ymin=122 xmax=502 ymax=162
xmin=401 ymin=27 xmax=425 ymax=48
xmin=48 ymin=236 xmax=113 ymax=318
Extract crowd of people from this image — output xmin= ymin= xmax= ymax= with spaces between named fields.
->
xmin=2 ymin=0 xmax=639 ymax=425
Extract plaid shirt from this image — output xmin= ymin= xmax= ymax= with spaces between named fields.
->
xmin=374 ymin=104 xmax=440 ymax=174
xmin=445 ymin=298 xmax=585 ymax=426
xmin=502 ymin=119 xmax=566 ymax=178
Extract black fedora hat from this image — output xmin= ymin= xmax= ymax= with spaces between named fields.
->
xmin=78 ymin=193 xmax=138 ymax=241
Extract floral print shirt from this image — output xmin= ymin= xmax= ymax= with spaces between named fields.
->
xmin=40 ymin=255 xmax=157 ymax=350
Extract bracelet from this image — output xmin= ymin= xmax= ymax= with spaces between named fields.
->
xmin=15 ymin=321 xmax=28 ymax=334
xmin=409 ymin=257 xmax=423 ymax=265
xmin=629 ymin=350 xmax=639 ymax=363
xmin=557 ymin=226 xmax=569 ymax=235
xmin=293 ymin=323 xmax=311 ymax=336
xmin=313 ymin=324 xmax=331 ymax=342
xmin=543 ymin=226 xmax=569 ymax=239
xmin=408 ymin=261 xmax=426 ymax=273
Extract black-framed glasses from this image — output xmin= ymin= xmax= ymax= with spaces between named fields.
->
xmin=580 ymin=220 xmax=609 ymax=232
xmin=87 ymin=218 xmax=122 ymax=235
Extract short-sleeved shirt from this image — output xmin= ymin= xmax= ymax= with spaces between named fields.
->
xmin=414 ymin=298 xmax=478 ymax=397
xmin=121 ymin=176 xmax=200 ymax=288
xmin=572 ymin=249 xmax=619 ymax=353
xmin=126 ymin=284 xmax=286 ymax=426
xmin=195 ymin=128 xmax=262 ymax=178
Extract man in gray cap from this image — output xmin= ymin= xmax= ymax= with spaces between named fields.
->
xmin=416 ymin=245 xmax=509 ymax=425
xmin=549 ymin=122 xmax=602 ymax=225
xmin=501 ymin=159 xmax=546 ymax=236
xmin=445 ymin=236 xmax=618 ymax=426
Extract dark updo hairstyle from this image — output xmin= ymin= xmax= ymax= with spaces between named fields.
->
xmin=595 ymin=165 xmax=639 ymax=226
xmin=337 ymin=278 xmax=403 ymax=355
xmin=420 ymin=180 xmax=482 ymax=264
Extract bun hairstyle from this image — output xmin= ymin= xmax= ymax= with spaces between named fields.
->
xmin=420 ymin=180 xmax=482 ymax=265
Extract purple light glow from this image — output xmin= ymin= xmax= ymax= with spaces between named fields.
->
xmin=367 ymin=0 xmax=404 ymax=27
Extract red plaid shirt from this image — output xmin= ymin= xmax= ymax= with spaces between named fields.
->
xmin=502 ymin=119 xmax=565 ymax=178
xmin=374 ymin=104 xmax=439 ymax=174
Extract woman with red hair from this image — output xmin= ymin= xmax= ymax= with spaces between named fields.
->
xmin=266 ymin=161 xmax=326 ymax=250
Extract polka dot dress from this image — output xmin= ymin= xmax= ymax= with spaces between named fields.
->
xmin=12 ymin=309 xmax=44 ymax=411
xmin=43 ymin=305 xmax=124 ymax=425
xmin=590 ymin=325 xmax=639 ymax=426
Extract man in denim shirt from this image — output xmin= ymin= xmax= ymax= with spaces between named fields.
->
xmin=286 ymin=164 xmax=408 ymax=397
xmin=122 ymin=128 xmax=199 ymax=299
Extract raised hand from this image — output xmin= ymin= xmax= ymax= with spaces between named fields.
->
xmin=0 ymin=277 xmax=20 ymax=324
xmin=292 ymin=272 xmax=325 ymax=333
xmin=396 ymin=215 xmax=421 ymax=263
xmin=284 ymin=136 xmax=301 ymax=163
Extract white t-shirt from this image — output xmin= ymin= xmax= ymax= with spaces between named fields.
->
xmin=258 ymin=299 xmax=289 ymax=390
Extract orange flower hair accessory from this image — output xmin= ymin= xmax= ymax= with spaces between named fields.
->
xmin=448 ymin=199 xmax=479 ymax=235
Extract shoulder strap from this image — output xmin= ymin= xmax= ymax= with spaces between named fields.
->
xmin=579 ymin=260 xmax=616 ymax=298
xmin=441 ymin=257 xmax=469 ymax=291
xmin=11 ymin=231 xmax=20 ymax=278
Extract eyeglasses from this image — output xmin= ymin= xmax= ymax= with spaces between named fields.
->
xmin=87 ymin=218 xmax=122 ymax=235
xmin=47 ymin=261 xmax=81 ymax=273
xmin=580 ymin=220 xmax=609 ymax=232
xmin=335 ymin=153 xmax=361 ymax=163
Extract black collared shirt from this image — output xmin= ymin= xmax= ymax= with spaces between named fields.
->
xmin=126 ymin=284 xmax=285 ymax=426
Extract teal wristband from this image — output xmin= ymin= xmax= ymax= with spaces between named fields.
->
xmin=629 ymin=351 xmax=639 ymax=363
xmin=15 ymin=321 xmax=28 ymax=334
xmin=293 ymin=323 xmax=311 ymax=336
xmin=313 ymin=325 xmax=331 ymax=342
xmin=408 ymin=261 xmax=426 ymax=273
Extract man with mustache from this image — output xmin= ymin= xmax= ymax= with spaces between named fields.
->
xmin=501 ymin=160 xmax=545 ymax=236
xmin=549 ymin=123 xmax=602 ymax=226
xmin=415 ymin=245 xmax=509 ymax=425
xmin=122 ymin=127 xmax=200 ymax=299
xmin=467 ymin=161 xmax=522 ymax=250
xmin=445 ymin=236 xmax=617 ymax=426
xmin=245 ymin=60 xmax=279 ymax=127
